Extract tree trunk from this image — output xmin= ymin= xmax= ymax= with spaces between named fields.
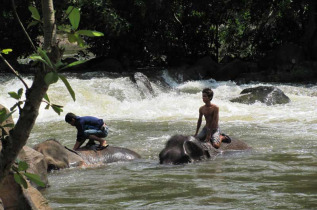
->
xmin=0 ymin=0 xmax=57 ymax=185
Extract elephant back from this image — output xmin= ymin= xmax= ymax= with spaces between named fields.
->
xmin=219 ymin=138 xmax=251 ymax=151
xmin=77 ymin=146 xmax=141 ymax=164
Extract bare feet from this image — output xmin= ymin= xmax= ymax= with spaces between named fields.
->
xmin=100 ymin=140 xmax=108 ymax=147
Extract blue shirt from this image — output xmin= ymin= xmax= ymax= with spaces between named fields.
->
xmin=75 ymin=116 xmax=104 ymax=141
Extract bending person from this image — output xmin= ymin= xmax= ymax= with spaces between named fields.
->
xmin=65 ymin=113 xmax=109 ymax=150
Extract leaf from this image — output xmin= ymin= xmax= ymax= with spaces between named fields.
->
xmin=27 ymin=20 xmax=39 ymax=29
xmin=68 ymin=7 xmax=80 ymax=30
xmin=2 ymin=123 xmax=14 ymax=128
xmin=14 ymin=173 xmax=28 ymax=189
xmin=1 ymin=49 xmax=13 ymax=54
xmin=67 ymin=34 xmax=77 ymax=43
xmin=18 ymin=88 xmax=23 ymax=98
xmin=59 ymin=75 xmax=76 ymax=101
xmin=59 ymin=60 xmax=86 ymax=71
xmin=0 ymin=108 xmax=6 ymax=116
xmin=58 ymin=24 xmax=72 ymax=33
xmin=43 ymin=93 xmax=50 ymax=103
xmin=37 ymin=48 xmax=53 ymax=69
xmin=0 ymin=109 xmax=15 ymax=124
xmin=51 ymin=104 xmax=63 ymax=115
xmin=44 ymin=72 xmax=59 ymax=85
xmin=55 ymin=60 xmax=64 ymax=69
xmin=8 ymin=92 xmax=20 ymax=100
xmin=76 ymin=30 xmax=104 ymax=37
xmin=66 ymin=6 xmax=74 ymax=16
xmin=29 ymin=55 xmax=50 ymax=67
xmin=24 ymin=172 xmax=46 ymax=187
xmin=76 ymin=36 xmax=85 ymax=47
xmin=28 ymin=6 xmax=41 ymax=21
xmin=45 ymin=104 xmax=50 ymax=110
xmin=18 ymin=161 xmax=29 ymax=171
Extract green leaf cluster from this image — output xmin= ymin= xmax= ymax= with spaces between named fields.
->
xmin=8 ymin=88 xmax=24 ymax=112
xmin=12 ymin=160 xmax=46 ymax=189
xmin=59 ymin=6 xmax=104 ymax=47
xmin=43 ymin=93 xmax=64 ymax=115
xmin=0 ymin=108 xmax=15 ymax=139
xmin=0 ymin=49 xmax=13 ymax=54
xmin=27 ymin=6 xmax=41 ymax=29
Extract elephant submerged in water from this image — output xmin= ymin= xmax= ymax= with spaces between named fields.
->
xmin=159 ymin=135 xmax=251 ymax=164
xmin=33 ymin=139 xmax=141 ymax=171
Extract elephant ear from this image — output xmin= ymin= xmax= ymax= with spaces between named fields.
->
xmin=183 ymin=140 xmax=204 ymax=161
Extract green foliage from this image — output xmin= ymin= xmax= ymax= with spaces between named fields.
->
xmin=0 ymin=108 xmax=45 ymax=189
xmin=67 ymin=6 xmax=80 ymax=30
xmin=12 ymin=160 xmax=46 ymax=189
xmin=25 ymin=4 xmax=104 ymax=115
xmin=0 ymin=49 xmax=13 ymax=54
xmin=28 ymin=6 xmax=40 ymax=21
xmin=0 ymin=108 xmax=15 ymax=138
xmin=58 ymin=6 xmax=104 ymax=47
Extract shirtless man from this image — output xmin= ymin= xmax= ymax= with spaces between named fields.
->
xmin=194 ymin=88 xmax=231 ymax=149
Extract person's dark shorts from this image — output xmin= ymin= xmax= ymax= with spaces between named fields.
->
xmin=197 ymin=126 xmax=220 ymax=144
xmin=83 ymin=126 xmax=109 ymax=139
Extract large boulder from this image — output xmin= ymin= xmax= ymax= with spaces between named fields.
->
xmin=0 ymin=173 xmax=51 ymax=210
xmin=132 ymin=72 xmax=155 ymax=98
xmin=230 ymin=86 xmax=291 ymax=105
xmin=17 ymin=146 xmax=49 ymax=188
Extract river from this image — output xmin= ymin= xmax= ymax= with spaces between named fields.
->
xmin=0 ymin=71 xmax=316 ymax=209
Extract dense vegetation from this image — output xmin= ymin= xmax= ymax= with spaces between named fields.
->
xmin=1 ymin=0 xmax=317 ymax=79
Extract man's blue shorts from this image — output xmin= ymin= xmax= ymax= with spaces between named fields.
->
xmin=197 ymin=126 xmax=220 ymax=144
xmin=83 ymin=126 xmax=109 ymax=139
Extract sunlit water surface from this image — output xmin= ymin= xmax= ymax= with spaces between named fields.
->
xmin=0 ymin=71 xmax=316 ymax=209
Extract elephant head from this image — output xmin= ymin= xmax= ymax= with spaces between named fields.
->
xmin=33 ymin=139 xmax=84 ymax=171
xmin=159 ymin=135 xmax=212 ymax=164
xmin=159 ymin=135 xmax=251 ymax=164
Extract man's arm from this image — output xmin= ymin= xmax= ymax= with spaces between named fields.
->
xmin=194 ymin=108 xmax=203 ymax=136
xmin=73 ymin=141 xmax=83 ymax=150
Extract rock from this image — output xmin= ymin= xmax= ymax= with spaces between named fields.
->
xmin=0 ymin=173 xmax=52 ymax=210
xmin=22 ymin=181 xmax=52 ymax=210
xmin=132 ymin=72 xmax=155 ymax=98
xmin=230 ymin=86 xmax=291 ymax=105
xmin=17 ymin=146 xmax=49 ymax=188
xmin=0 ymin=198 xmax=3 ymax=210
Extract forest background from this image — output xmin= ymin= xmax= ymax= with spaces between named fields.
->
xmin=1 ymin=0 xmax=317 ymax=83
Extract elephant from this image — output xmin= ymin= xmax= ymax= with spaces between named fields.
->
xmin=33 ymin=139 xmax=141 ymax=171
xmin=159 ymin=135 xmax=251 ymax=164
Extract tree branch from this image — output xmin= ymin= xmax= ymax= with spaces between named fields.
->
xmin=11 ymin=0 xmax=37 ymax=51
xmin=0 ymin=54 xmax=29 ymax=90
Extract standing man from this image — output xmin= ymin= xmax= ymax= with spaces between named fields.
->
xmin=194 ymin=88 xmax=231 ymax=149
xmin=65 ymin=113 xmax=109 ymax=150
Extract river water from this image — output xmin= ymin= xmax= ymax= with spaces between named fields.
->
xmin=0 ymin=71 xmax=316 ymax=209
